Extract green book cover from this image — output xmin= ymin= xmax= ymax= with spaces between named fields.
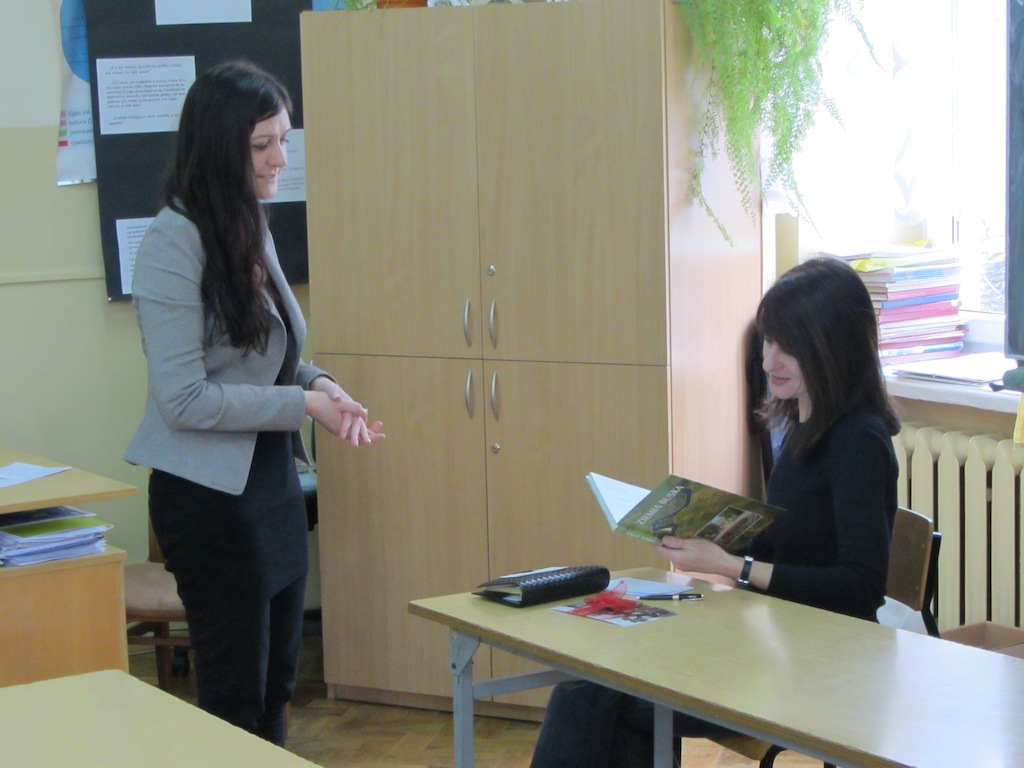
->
xmin=588 ymin=472 xmax=783 ymax=553
xmin=0 ymin=516 xmax=111 ymax=540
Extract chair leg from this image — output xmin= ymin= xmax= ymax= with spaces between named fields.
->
xmin=754 ymin=743 xmax=836 ymax=768
xmin=759 ymin=745 xmax=785 ymax=768
xmin=154 ymin=646 xmax=174 ymax=691
xmin=153 ymin=623 xmax=174 ymax=691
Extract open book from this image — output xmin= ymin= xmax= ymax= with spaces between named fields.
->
xmin=587 ymin=473 xmax=783 ymax=554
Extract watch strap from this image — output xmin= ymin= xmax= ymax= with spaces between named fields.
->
xmin=736 ymin=555 xmax=754 ymax=587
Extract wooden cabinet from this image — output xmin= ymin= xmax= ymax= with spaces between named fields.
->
xmin=0 ymin=549 xmax=128 ymax=687
xmin=301 ymin=0 xmax=762 ymax=707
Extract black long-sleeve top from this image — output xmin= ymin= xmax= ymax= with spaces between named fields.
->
xmin=748 ymin=404 xmax=898 ymax=621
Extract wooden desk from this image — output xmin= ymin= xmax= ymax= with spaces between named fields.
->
xmin=0 ymin=446 xmax=136 ymax=515
xmin=0 ymin=670 xmax=319 ymax=767
xmin=410 ymin=567 xmax=1024 ymax=768
xmin=0 ymin=447 xmax=137 ymax=686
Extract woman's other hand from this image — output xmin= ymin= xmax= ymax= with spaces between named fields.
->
xmin=305 ymin=380 xmax=385 ymax=446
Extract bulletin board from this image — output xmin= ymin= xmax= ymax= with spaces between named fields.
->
xmin=83 ymin=0 xmax=313 ymax=300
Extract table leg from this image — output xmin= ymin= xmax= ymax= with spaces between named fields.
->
xmin=450 ymin=629 xmax=481 ymax=768
xmin=653 ymin=703 xmax=673 ymax=768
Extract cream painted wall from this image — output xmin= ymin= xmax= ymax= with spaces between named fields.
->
xmin=0 ymin=4 xmax=315 ymax=563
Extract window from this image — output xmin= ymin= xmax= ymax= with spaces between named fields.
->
xmin=951 ymin=0 xmax=1005 ymax=316
xmin=786 ymin=0 xmax=1007 ymax=333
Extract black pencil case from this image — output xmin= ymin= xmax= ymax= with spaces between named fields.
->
xmin=473 ymin=565 xmax=610 ymax=607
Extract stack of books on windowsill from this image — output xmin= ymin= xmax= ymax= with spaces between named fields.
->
xmin=820 ymin=244 xmax=966 ymax=364
xmin=0 ymin=505 xmax=111 ymax=566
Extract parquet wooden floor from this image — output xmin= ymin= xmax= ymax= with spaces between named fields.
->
xmin=128 ymin=636 xmax=822 ymax=768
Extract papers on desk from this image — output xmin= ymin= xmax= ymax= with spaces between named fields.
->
xmin=0 ymin=462 xmax=70 ymax=488
xmin=0 ymin=506 xmax=111 ymax=566
xmin=611 ymin=577 xmax=694 ymax=599
xmin=888 ymin=351 xmax=1015 ymax=387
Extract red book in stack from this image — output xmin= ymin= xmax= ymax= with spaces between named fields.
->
xmin=820 ymin=245 xmax=966 ymax=365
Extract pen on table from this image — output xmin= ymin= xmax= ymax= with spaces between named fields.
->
xmin=638 ymin=593 xmax=703 ymax=601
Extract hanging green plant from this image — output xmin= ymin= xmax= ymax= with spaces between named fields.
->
xmin=677 ymin=0 xmax=871 ymax=242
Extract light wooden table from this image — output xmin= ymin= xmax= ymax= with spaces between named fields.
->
xmin=409 ymin=567 xmax=1024 ymax=768
xmin=0 ymin=446 xmax=136 ymax=515
xmin=0 ymin=669 xmax=319 ymax=767
xmin=0 ymin=446 xmax=137 ymax=686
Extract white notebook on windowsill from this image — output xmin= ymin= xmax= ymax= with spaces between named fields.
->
xmin=888 ymin=352 xmax=1016 ymax=387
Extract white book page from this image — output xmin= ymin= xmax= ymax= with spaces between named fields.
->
xmin=586 ymin=473 xmax=650 ymax=526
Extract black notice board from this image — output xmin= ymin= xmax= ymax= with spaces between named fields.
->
xmin=83 ymin=0 xmax=312 ymax=300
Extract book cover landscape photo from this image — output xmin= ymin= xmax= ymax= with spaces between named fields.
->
xmin=587 ymin=473 xmax=783 ymax=554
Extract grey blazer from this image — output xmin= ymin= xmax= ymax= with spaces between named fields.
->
xmin=124 ymin=207 xmax=330 ymax=495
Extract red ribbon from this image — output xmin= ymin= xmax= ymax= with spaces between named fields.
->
xmin=568 ymin=580 xmax=641 ymax=616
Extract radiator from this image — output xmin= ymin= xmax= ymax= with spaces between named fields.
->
xmin=893 ymin=424 xmax=1024 ymax=631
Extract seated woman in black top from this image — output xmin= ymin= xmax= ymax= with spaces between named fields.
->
xmin=529 ymin=256 xmax=901 ymax=768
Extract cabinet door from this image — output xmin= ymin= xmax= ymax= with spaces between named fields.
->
xmin=483 ymin=359 xmax=667 ymax=703
xmin=483 ymin=360 xmax=667 ymax=585
xmin=315 ymin=354 xmax=489 ymax=697
xmin=0 ymin=553 xmax=128 ymax=686
xmin=474 ymin=0 xmax=669 ymax=366
xmin=302 ymin=9 xmax=481 ymax=359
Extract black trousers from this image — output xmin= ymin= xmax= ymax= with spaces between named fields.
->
xmin=149 ymin=458 xmax=308 ymax=747
xmin=531 ymin=680 xmax=734 ymax=768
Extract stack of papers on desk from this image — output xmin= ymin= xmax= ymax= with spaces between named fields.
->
xmin=888 ymin=351 xmax=1014 ymax=387
xmin=0 ymin=506 xmax=111 ymax=566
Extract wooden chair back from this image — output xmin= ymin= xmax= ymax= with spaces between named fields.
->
xmin=886 ymin=506 xmax=941 ymax=637
xmin=886 ymin=506 xmax=933 ymax=609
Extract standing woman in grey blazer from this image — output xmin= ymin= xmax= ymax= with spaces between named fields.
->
xmin=124 ymin=59 xmax=384 ymax=746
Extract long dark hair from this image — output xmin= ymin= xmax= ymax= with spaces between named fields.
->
xmin=163 ymin=59 xmax=292 ymax=353
xmin=756 ymin=257 xmax=900 ymax=459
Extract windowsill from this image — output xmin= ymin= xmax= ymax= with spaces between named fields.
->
xmin=881 ymin=310 xmax=1021 ymax=414
xmin=884 ymin=366 xmax=1022 ymax=415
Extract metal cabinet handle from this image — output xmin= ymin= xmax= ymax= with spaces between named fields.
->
xmin=465 ymin=370 xmax=474 ymax=418
xmin=489 ymin=371 xmax=499 ymax=420
xmin=488 ymin=300 xmax=497 ymax=348
xmin=463 ymin=299 xmax=472 ymax=347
